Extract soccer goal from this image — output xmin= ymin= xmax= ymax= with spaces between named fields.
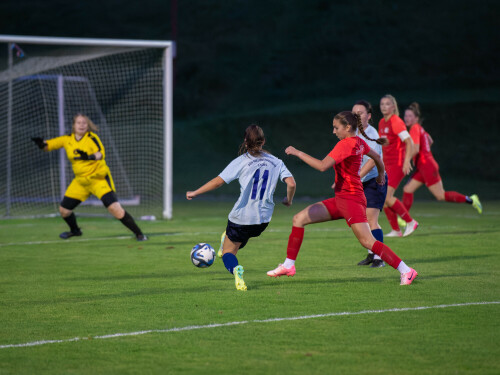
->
xmin=0 ymin=35 xmax=174 ymax=219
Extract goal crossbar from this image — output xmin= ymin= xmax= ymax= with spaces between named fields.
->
xmin=0 ymin=35 xmax=174 ymax=219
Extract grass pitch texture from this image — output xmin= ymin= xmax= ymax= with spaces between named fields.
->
xmin=0 ymin=201 xmax=498 ymax=374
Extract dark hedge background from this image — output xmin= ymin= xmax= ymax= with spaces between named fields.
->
xmin=1 ymin=0 xmax=499 ymax=199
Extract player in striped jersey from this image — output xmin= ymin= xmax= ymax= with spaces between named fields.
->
xmin=353 ymin=100 xmax=389 ymax=268
xmin=402 ymin=102 xmax=482 ymax=214
xmin=186 ymin=125 xmax=296 ymax=291
xmin=31 ymin=114 xmax=147 ymax=241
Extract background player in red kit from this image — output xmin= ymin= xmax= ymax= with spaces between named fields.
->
xmin=267 ymin=111 xmax=418 ymax=286
xmin=378 ymin=94 xmax=418 ymax=237
xmin=402 ymin=102 xmax=482 ymax=214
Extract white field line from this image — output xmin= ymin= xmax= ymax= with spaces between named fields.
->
xmin=1 ymin=301 xmax=498 ymax=349
xmin=0 ymin=228 xmax=345 ymax=248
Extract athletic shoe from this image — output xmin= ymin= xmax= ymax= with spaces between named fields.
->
xmin=233 ymin=265 xmax=247 ymax=291
xmin=370 ymin=259 xmax=385 ymax=268
xmin=386 ymin=230 xmax=403 ymax=237
xmin=470 ymin=194 xmax=482 ymax=214
xmin=267 ymin=264 xmax=296 ymax=277
xmin=218 ymin=231 xmax=225 ymax=258
xmin=397 ymin=217 xmax=407 ymax=229
xmin=357 ymin=253 xmax=374 ymax=266
xmin=403 ymin=220 xmax=419 ymax=237
xmin=59 ymin=229 xmax=82 ymax=239
xmin=400 ymin=268 xmax=418 ymax=285
xmin=136 ymin=234 xmax=148 ymax=241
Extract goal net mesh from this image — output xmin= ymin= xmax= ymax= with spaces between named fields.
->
xmin=0 ymin=44 xmax=166 ymax=218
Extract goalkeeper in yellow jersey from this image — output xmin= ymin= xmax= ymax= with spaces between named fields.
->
xmin=31 ymin=113 xmax=147 ymax=241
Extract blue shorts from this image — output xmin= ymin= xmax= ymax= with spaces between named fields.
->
xmin=363 ymin=175 xmax=388 ymax=210
xmin=225 ymin=220 xmax=269 ymax=249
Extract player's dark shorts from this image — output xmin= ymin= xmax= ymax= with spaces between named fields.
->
xmin=225 ymin=220 xmax=269 ymax=249
xmin=363 ymin=174 xmax=388 ymax=211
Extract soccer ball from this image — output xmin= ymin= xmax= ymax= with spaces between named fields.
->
xmin=190 ymin=243 xmax=216 ymax=268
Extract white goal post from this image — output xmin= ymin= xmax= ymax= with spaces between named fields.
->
xmin=0 ymin=35 xmax=174 ymax=219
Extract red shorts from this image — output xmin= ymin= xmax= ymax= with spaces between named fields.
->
xmin=322 ymin=196 xmax=367 ymax=227
xmin=411 ymin=159 xmax=441 ymax=187
xmin=386 ymin=164 xmax=405 ymax=189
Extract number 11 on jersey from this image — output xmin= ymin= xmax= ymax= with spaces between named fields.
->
xmin=251 ymin=169 xmax=269 ymax=200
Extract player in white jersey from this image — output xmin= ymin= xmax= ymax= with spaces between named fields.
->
xmin=186 ymin=125 xmax=296 ymax=291
xmin=353 ymin=100 xmax=388 ymax=268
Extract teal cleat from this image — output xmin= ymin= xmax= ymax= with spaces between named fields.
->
xmin=233 ymin=265 xmax=247 ymax=291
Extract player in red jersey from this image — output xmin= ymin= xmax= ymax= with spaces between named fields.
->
xmin=378 ymin=94 xmax=418 ymax=237
xmin=402 ymin=102 xmax=482 ymax=214
xmin=267 ymin=111 xmax=418 ymax=285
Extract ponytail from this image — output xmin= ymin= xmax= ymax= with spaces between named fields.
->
xmin=356 ymin=113 xmax=388 ymax=145
xmin=239 ymin=124 xmax=268 ymax=157
xmin=336 ymin=110 xmax=388 ymax=146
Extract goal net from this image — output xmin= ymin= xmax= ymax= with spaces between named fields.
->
xmin=0 ymin=35 xmax=173 ymax=219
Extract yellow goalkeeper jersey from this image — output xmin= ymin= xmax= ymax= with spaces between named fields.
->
xmin=46 ymin=132 xmax=110 ymax=178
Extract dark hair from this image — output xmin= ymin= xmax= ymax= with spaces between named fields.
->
xmin=334 ymin=111 xmax=388 ymax=146
xmin=354 ymin=100 xmax=373 ymax=125
xmin=239 ymin=124 xmax=268 ymax=157
xmin=406 ymin=102 xmax=422 ymax=122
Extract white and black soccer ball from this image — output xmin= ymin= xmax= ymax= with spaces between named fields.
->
xmin=190 ymin=243 xmax=216 ymax=268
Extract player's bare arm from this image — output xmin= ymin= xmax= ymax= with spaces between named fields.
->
xmin=285 ymin=146 xmax=335 ymax=172
xmin=186 ymin=176 xmax=225 ymax=200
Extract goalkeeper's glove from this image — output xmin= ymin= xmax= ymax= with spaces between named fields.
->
xmin=74 ymin=149 xmax=96 ymax=160
xmin=31 ymin=137 xmax=46 ymax=150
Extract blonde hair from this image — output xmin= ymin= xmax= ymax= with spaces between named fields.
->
xmin=72 ymin=113 xmax=98 ymax=133
xmin=382 ymin=94 xmax=399 ymax=117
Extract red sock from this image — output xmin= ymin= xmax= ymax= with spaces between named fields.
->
xmin=384 ymin=207 xmax=399 ymax=231
xmin=403 ymin=192 xmax=414 ymax=211
xmin=391 ymin=199 xmax=412 ymax=222
xmin=371 ymin=241 xmax=402 ymax=270
xmin=445 ymin=191 xmax=467 ymax=203
xmin=286 ymin=226 xmax=304 ymax=260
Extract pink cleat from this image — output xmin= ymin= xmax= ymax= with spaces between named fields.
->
xmin=400 ymin=268 xmax=418 ymax=285
xmin=267 ymin=264 xmax=296 ymax=278
xmin=403 ymin=220 xmax=419 ymax=237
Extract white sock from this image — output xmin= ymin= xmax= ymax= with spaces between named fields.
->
xmin=397 ymin=261 xmax=411 ymax=274
xmin=283 ymin=258 xmax=295 ymax=269
xmin=367 ymin=250 xmax=374 ymax=255
xmin=373 ymin=254 xmax=382 ymax=260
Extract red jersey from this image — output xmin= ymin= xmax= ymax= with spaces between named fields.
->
xmin=328 ymin=136 xmax=370 ymax=202
xmin=409 ymin=123 xmax=435 ymax=168
xmin=378 ymin=114 xmax=407 ymax=166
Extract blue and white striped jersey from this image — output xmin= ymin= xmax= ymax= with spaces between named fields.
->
xmin=219 ymin=152 xmax=293 ymax=225
xmin=357 ymin=125 xmax=383 ymax=183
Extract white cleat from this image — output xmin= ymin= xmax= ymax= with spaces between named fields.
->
xmin=403 ymin=220 xmax=419 ymax=237
xmin=386 ymin=230 xmax=403 ymax=238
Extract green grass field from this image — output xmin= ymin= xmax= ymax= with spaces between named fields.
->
xmin=0 ymin=200 xmax=499 ymax=374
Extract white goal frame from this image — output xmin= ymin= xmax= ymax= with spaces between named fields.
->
xmin=0 ymin=35 xmax=174 ymax=219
